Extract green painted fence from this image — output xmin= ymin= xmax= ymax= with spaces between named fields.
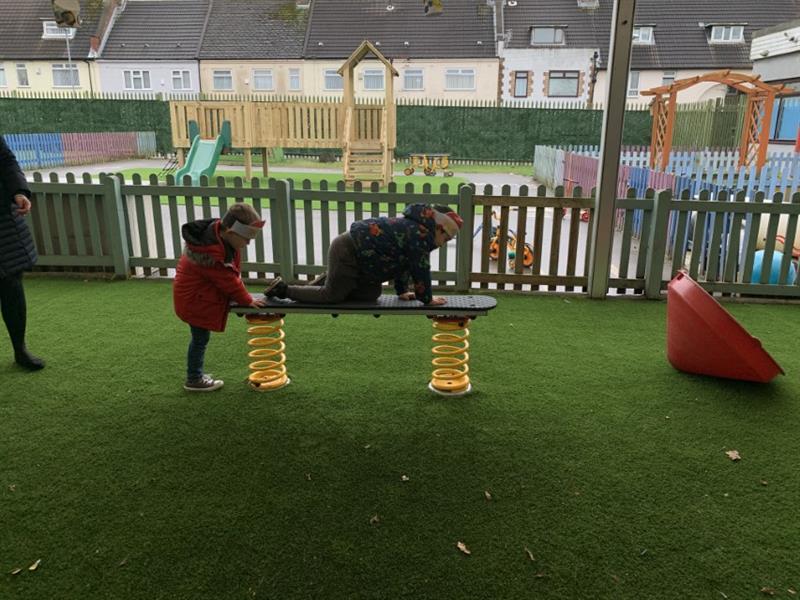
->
xmin=25 ymin=173 xmax=800 ymax=299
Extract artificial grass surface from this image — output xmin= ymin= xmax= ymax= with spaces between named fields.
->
xmin=2 ymin=278 xmax=799 ymax=599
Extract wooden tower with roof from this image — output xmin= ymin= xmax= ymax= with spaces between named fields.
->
xmin=339 ymin=40 xmax=398 ymax=186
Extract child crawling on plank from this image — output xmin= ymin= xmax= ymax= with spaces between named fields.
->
xmin=264 ymin=204 xmax=462 ymax=306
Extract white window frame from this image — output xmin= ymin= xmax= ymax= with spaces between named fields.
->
xmin=171 ymin=70 xmax=191 ymax=90
xmin=16 ymin=63 xmax=29 ymax=87
xmin=661 ymin=70 xmax=676 ymax=87
xmin=531 ymin=27 xmax=565 ymax=45
xmin=42 ymin=20 xmax=75 ymax=39
xmin=212 ymin=69 xmax=233 ymax=91
xmin=403 ymin=68 xmax=424 ymax=91
xmin=324 ymin=69 xmax=343 ymax=91
xmin=123 ymin=69 xmax=151 ymax=91
xmin=251 ymin=69 xmax=274 ymax=91
xmin=627 ymin=70 xmax=640 ymax=97
xmin=52 ymin=63 xmax=79 ymax=87
xmin=445 ymin=68 xmax=476 ymax=91
xmin=289 ymin=68 xmax=301 ymax=91
xmin=710 ymin=25 xmax=744 ymax=43
xmin=363 ymin=68 xmax=384 ymax=91
xmin=547 ymin=70 xmax=580 ymax=97
xmin=632 ymin=26 xmax=654 ymax=44
xmin=0 ymin=66 xmax=6 ymax=87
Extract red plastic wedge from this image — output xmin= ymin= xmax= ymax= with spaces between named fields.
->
xmin=666 ymin=272 xmax=784 ymax=383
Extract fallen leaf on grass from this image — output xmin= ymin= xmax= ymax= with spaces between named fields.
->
xmin=28 ymin=559 xmax=41 ymax=571
xmin=760 ymin=480 xmax=768 ymax=486
xmin=10 ymin=567 xmax=22 ymax=575
xmin=456 ymin=542 xmax=471 ymax=556
xmin=760 ymin=587 xmax=776 ymax=596
xmin=369 ymin=514 xmax=380 ymax=526
xmin=725 ymin=450 xmax=742 ymax=461
xmin=118 ymin=558 xmax=128 ymax=567
xmin=305 ymin=473 xmax=312 ymax=481
xmin=788 ymin=589 xmax=797 ymax=596
xmin=611 ymin=574 xmax=620 ymax=583
xmin=8 ymin=484 xmax=15 ymax=492
xmin=401 ymin=475 xmax=409 ymax=482
xmin=534 ymin=572 xmax=547 ymax=578
xmin=524 ymin=547 xmax=535 ymax=562
xmin=484 ymin=490 xmax=492 ymax=501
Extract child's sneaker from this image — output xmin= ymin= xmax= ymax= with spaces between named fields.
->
xmin=183 ymin=374 xmax=224 ymax=392
xmin=264 ymin=276 xmax=288 ymax=298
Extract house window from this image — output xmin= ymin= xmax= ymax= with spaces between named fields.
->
xmin=770 ymin=96 xmax=800 ymax=142
xmin=172 ymin=70 xmax=191 ymax=90
xmin=324 ymin=69 xmax=343 ymax=90
xmin=52 ymin=63 xmax=79 ymax=87
xmin=661 ymin=70 xmax=676 ymax=87
xmin=632 ymin=26 xmax=654 ymax=44
xmin=123 ymin=69 xmax=151 ymax=90
xmin=0 ymin=66 xmax=6 ymax=87
xmin=445 ymin=68 xmax=475 ymax=90
xmin=16 ymin=64 xmax=29 ymax=87
xmin=289 ymin=68 xmax=301 ymax=91
xmin=363 ymin=68 xmax=384 ymax=91
xmin=531 ymin=27 xmax=564 ymax=45
xmin=513 ymin=71 xmax=529 ymax=97
xmin=627 ymin=70 xmax=640 ymax=97
xmin=403 ymin=69 xmax=424 ymax=90
xmin=42 ymin=20 xmax=75 ymax=39
xmin=213 ymin=70 xmax=233 ymax=90
xmin=710 ymin=25 xmax=744 ymax=43
xmin=547 ymin=71 xmax=579 ymax=97
xmin=252 ymin=69 xmax=274 ymax=91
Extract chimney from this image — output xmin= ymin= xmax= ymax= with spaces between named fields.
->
xmin=90 ymin=0 xmax=126 ymax=57
xmin=296 ymin=0 xmax=311 ymax=8
xmin=577 ymin=0 xmax=599 ymax=9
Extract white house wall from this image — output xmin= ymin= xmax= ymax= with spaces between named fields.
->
xmin=593 ymin=69 xmax=749 ymax=105
xmin=500 ymin=48 xmax=597 ymax=103
xmin=96 ymin=61 xmax=200 ymax=95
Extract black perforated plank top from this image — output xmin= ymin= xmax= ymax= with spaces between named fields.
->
xmin=232 ymin=295 xmax=497 ymax=317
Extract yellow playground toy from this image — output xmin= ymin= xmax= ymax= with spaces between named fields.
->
xmin=403 ymin=153 xmax=454 ymax=177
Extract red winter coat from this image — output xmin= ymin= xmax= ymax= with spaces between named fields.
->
xmin=173 ymin=219 xmax=253 ymax=332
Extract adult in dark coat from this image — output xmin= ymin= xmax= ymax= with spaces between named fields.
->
xmin=0 ymin=135 xmax=44 ymax=370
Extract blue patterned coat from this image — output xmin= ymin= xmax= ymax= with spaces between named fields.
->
xmin=349 ymin=204 xmax=439 ymax=304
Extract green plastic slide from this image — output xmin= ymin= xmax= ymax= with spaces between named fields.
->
xmin=175 ymin=135 xmax=224 ymax=185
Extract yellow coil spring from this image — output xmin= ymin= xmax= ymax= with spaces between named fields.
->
xmin=246 ymin=314 xmax=290 ymax=391
xmin=430 ymin=317 xmax=471 ymax=395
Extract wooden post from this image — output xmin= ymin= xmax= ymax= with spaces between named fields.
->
xmin=271 ymin=179 xmax=295 ymax=282
xmin=455 ymin=185 xmax=474 ymax=292
xmin=244 ymin=148 xmax=252 ymax=180
xmin=177 ymin=147 xmax=185 ymax=167
xmin=100 ymin=174 xmax=130 ymax=279
xmin=587 ymin=0 xmax=637 ymax=299
xmin=644 ymin=189 xmax=672 ymax=299
xmin=757 ymin=92 xmax=775 ymax=173
xmin=661 ymin=91 xmax=677 ymax=171
xmin=261 ymin=147 xmax=269 ymax=177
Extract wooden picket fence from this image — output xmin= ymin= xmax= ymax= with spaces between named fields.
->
xmin=24 ymin=172 xmax=800 ymax=298
xmin=5 ymin=132 xmax=157 ymax=170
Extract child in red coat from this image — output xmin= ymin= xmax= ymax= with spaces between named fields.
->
xmin=173 ymin=203 xmax=267 ymax=391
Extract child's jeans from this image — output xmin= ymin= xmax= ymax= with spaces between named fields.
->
xmin=186 ymin=325 xmax=211 ymax=381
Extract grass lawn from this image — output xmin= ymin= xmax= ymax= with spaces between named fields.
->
xmin=217 ymin=154 xmax=534 ymax=177
xmin=2 ymin=279 xmax=798 ymax=599
xmin=115 ymin=168 xmax=468 ymax=193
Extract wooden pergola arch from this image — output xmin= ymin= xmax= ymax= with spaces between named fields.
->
xmin=642 ymin=70 xmax=792 ymax=172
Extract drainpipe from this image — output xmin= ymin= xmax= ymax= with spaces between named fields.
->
xmin=587 ymin=0 xmax=637 ymax=298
